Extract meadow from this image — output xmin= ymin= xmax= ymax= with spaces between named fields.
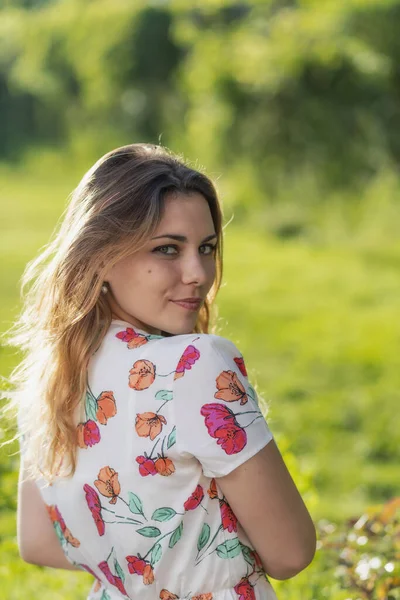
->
xmin=0 ymin=157 xmax=399 ymax=599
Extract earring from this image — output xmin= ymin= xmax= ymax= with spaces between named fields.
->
xmin=101 ymin=283 xmax=108 ymax=294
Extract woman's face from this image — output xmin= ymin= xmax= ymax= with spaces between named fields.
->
xmin=104 ymin=191 xmax=218 ymax=335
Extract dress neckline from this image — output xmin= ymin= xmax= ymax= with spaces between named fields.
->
xmin=111 ymin=319 xmax=167 ymax=339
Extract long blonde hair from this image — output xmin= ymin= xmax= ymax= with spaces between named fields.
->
xmin=2 ymin=143 xmax=224 ymax=480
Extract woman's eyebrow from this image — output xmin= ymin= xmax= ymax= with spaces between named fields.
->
xmin=151 ymin=233 xmax=217 ymax=243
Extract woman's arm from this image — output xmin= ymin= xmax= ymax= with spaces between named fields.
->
xmin=217 ymin=439 xmax=317 ymax=580
xmin=17 ymin=456 xmax=81 ymax=570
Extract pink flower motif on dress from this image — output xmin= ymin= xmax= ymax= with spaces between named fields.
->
xmin=200 ymin=403 xmax=247 ymax=455
xmin=136 ymin=455 xmax=157 ymax=476
xmin=173 ymin=344 xmax=200 ymax=380
xmin=77 ymin=419 xmax=101 ymax=448
xmin=83 ymin=484 xmax=105 ymax=536
xmin=98 ymin=560 xmax=128 ymax=596
xmin=116 ymin=327 xmax=148 ymax=349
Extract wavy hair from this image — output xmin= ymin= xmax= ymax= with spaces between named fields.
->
xmin=2 ymin=143 xmax=224 ymax=481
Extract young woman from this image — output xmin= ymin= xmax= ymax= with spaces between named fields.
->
xmin=8 ymin=143 xmax=316 ymax=600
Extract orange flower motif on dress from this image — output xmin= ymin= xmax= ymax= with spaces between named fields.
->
xmin=207 ymin=478 xmax=218 ymax=499
xmin=160 ymin=590 xmax=179 ymax=600
xmin=214 ymin=370 xmax=248 ymax=405
xmin=96 ymin=391 xmax=117 ymax=425
xmin=135 ymin=412 xmax=167 ymax=440
xmin=129 ymin=359 xmax=156 ymax=390
xmin=143 ymin=563 xmax=155 ymax=585
xmin=154 ymin=456 xmax=175 ymax=476
xmin=94 ymin=466 xmax=121 ymax=504
xmin=192 ymin=594 xmax=213 ymax=600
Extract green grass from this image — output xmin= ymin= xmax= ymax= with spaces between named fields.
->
xmin=1 ymin=161 xmax=399 ymax=598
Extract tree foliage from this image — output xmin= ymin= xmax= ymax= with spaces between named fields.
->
xmin=1 ymin=0 xmax=400 ymax=196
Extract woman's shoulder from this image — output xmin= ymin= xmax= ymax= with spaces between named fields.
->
xmin=99 ymin=321 xmax=243 ymax=372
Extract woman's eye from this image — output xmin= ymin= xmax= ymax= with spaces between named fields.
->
xmin=152 ymin=243 xmax=217 ymax=256
xmin=200 ymin=243 xmax=217 ymax=255
xmin=153 ymin=245 xmax=178 ymax=255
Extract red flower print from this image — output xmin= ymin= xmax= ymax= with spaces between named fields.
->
xmin=136 ymin=455 xmax=157 ymax=476
xmin=173 ymin=344 xmax=200 ymax=380
xmin=77 ymin=419 xmax=100 ymax=449
xmin=116 ymin=327 xmax=148 ymax=349
xmin=98 ymin=560 xmax=128 ymax=596
xmin=234 ymin=577 xmax=255 ymax=600
xmin=96 ymin=391 xmax=117 ymax=425
xmin=135 ymin=412 xmax=167 ymax=440
xmin=215 ymin=370 xmax=248 ymax=405
xmin=184 ymin=484 xmax=204 ymax=511
xmin=126 ymin=555 xmax=146 ymax=575
xmin=154 ymin=456 xmax=175 ymax=476
xmin=94 ymin=466 xmax=121 ymax=504
xmin=126 ymin=555 xmax=155 ymax=585
xmin=207 ymin=478 xmax=218 ymax=499
xmin=234 ymin=356 xmax=247 ymax=377
xmin=160 ymin=590 xmax=179 ymax=600
xmin=214 ymin=424 xmax=247 ymax=455
xmin=200 ymin=403 xmax=247 ymax=455
xmin=219 ymin=499 xmax=238 ymax=532
xmin=200 ymin=402 xmax=237 ymax=436
xmin=129 ymin=359 xmax=156 ymax=390
xmin=83 ymin=484 xmax=105 ymax=536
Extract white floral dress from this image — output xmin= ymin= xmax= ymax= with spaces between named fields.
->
xmin=34 ymin=320 xmax=278 ymax=600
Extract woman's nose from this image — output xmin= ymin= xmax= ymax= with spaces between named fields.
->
xmin=180 ymin=252 xmax=210 ymax=286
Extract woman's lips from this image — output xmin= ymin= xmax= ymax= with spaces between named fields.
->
xmin=171 ymin=300 xmax=201 ymax=311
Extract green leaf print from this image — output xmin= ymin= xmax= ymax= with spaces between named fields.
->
xmin=114 ymin=558 xmax=125 ymax=583
xmin=128 ymin=492 xmax=145 ymax=517
xmin=240 ymin=543 xmax=256 ymax=567
xmin=53 ymin=521 xmax=66 ymax=547
xmin=152 ymin=507 xmax=177 ymax=522
xmin=167 ymin=426 xmax=176 ymax=449
xmin=150 ymin=543 xmax=162 ymax=566
xmin=100 ymin=591 xmax=112 ymax=600
xmin=168 ymin=521 xmax=183 ymax=548
xmin=197 ymin=523 xmax=210 ymax=552
xmin=85 ymin=391 xmax=98 ymax=422
xmin=248 ymin=384 xmax=259 ymax=406
xmin=136 ymin=526 xmax=161 ymax=538
xmin=216 ymin=538 xmax=242 ymax=559
xmin=155 ymin=389 xmax=173 ymax=402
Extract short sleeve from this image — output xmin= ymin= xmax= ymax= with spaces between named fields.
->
xmin=172 ymin=334 xmax=274 ymax=478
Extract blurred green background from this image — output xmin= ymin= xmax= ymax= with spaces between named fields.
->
xmin=1 ymin=1 xmax=399 ymax=598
